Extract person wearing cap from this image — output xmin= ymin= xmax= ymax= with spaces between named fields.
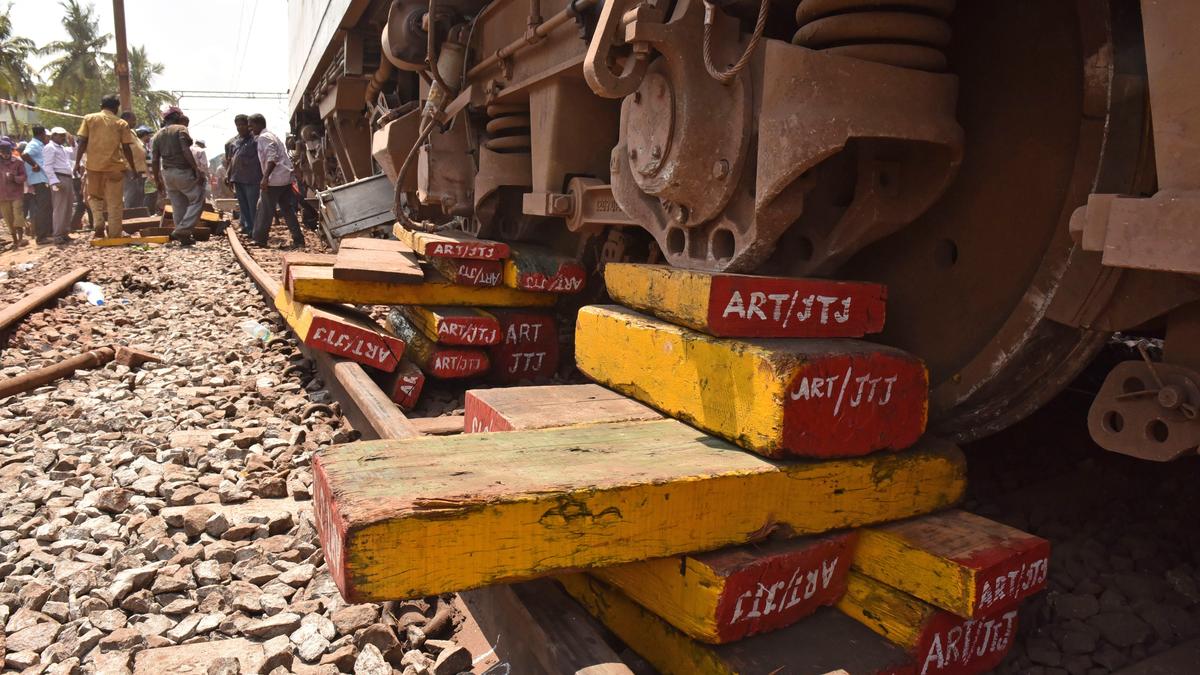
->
xmin=123 ymin=124 xmax=152 ymax=211
xmin=150 ymin=106 xmax=203 ymax=245
xmin=74 ymin=94 xmax=140 ymax=238
xmin=43 ymin=127 xmax=75 ymax=244
xmin=0 ymin=137 xmax=27 ymax=248
xmin=20 ymin=125 xmax=52 ymax=244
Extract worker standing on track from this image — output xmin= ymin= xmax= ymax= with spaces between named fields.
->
xmin=225 ymin=114 xmax=262 ymax=236
xmin=192 ymin=139 xmax=209 ymax=202
xmin=74 ymin=94 xmax=141 ymax=238
xmin=0 ymin=138 xmax=27 ymax=249
xmin=150 ymin=107 xmax=204 ymax=246
xmin=248 ymin=113 xmax=304 ymax=250
xmin=20 ymin=126 xmax=52 ymax=245
xmin=43 ymin=127 xmax=76 ymax=245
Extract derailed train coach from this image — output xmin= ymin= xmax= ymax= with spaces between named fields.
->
xmin=288 ymin=0 xmax=1200 ymax=462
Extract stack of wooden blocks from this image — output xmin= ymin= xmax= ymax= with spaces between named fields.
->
xmin=274 ymin=226 xmax=584 ymax=410
xmin=311 ymin=263 xmax=1051 ymax=674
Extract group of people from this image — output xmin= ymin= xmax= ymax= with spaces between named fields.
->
xmin=0 ymin=93 xmax=305 ymax=250
xmin=223 ymin=113 xmax=307 ymax=249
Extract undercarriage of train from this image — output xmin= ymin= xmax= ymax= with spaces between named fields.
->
xmin=292 ymin=0 xmax=1200 ymax=462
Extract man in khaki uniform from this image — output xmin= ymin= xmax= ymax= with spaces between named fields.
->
xmin=73 ymin=94 xmax=139 ymax=237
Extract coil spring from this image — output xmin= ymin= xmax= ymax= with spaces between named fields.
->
xmin=792 ymin=0 xmax=956 ymax=72
xmin=483 ymin=104 xmax=532 ymax=154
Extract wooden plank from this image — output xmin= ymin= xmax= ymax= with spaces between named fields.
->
xmin=487 ymin=309 xmax=559 ymax=384
xmin=90 ymin=236 xmax=170 ymax=247
xmin=429 ymin=257 xmax=503 ymax=287
xmin=464 ymin=384 xmax=660 ymax=433
xmin=853 ymin=510 xmax=1050 ymax=619
xmin=288 ymin=264 xmax=556 ymax=307
xmin=503 ymin=245 xmax=586 ymax=293
xmin=273 ymin=290 xmax=406 ymax=372
xmin=140 ymin=226 xmax=174 ymax=237
xmin=393 ymin=224 xmax=510 ymax=260
xmin=333 ymin=245 xmax=425 ymax=284
xmin=460 ymin=580 xmax=635 ymax=675
xmin=369 ymin=359 xmax=426 ymax=410
xmin=576 ymin=305 xmax=928 ymax=459
xmin=408 ymin=415 xmax=464 ymax=435
xmin=560 ymin=575 xmax=914 ymax=675
xmin=120 ymin=215 xmax=161 ymax=233
xmin=311 ymin=419 xmax=965 ymax=601
xmin=386 ymin=309 xmax=490 ymax=378
xmin=604 ymin=263 xmax=887 ymax=338
xmin=593 ymin=532 xmax=856 ymax=644
xmin=282 ymin=252 xmax=337 ymax=284
xmin=837 ymin=572 xmax=1019 ymax=675
xmin=399 ymin=306 xmax=501 ymax=346
xmin=337 ymin=237 xmax=416 ymax=254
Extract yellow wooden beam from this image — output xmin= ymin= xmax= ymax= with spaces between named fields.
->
xmin=560 ymin=574 xmax=913 ymax=675
xmin=312 ymin=419 xmax=965 ymax=601
xmin=837 ymin=572 xmax=1020 ymax=675
xmin=575 ymin=305 xmax=928 ymax=458
xmin=393 ymin=224 xmax=509 ymax=260
xmin=853 ymin=510 xmax=1050 ymax=619
xmin=90 ymin=236 xmax=170 ymax=247
xmin=287 ymin=264 xmax=555 ymax=307
xmin=604 ymin=263 xmax=887 ymax=338
xmin=592 ymin=532 xmax=856 ymax=644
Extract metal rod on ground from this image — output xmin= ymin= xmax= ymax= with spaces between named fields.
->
xmin=0 ymin=266 xmax=90 ymax=335
xmin=224 ymin=228 xmax=420 ymax=439
xmin=0 ymin=347 xmax=115 ymax=399
xmin=112 ymin=0 xmax=132 ymax=112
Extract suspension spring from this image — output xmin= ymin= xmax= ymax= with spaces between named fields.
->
xmin=483 ymin=104 xmax=532 ymax=154
xmin=792 ymin=0 xmax=956 ymax=72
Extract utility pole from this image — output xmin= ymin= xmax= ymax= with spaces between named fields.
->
xmin=112 ymin=0 xmax=132 ymax=112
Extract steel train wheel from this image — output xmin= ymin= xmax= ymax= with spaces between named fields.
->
xmin=831 ymin=0 xmax=1152 ymax=441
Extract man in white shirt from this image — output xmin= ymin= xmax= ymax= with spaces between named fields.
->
xmin=247 ymin=114 xmax=303 ymax=249
xmin=43 ymin=127 xmax=75 ymax=244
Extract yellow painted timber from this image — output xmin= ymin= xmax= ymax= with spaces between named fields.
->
xmin=313 ymin=419 xmax=965 ymax=601
xmin=287 ymin=264 xmax=555 ymax=307
xmin=853 ymin=510 xmax=1050 ymax=618
xmin=560 ymin=575 xmax=913 ymax=675
xmin=90 ymin=236 xmax=170 ymax=247
xmin=838 ymin=572 xmax=932 ymax=650
xmin=575 ymin=305 xmax=928 ymax=458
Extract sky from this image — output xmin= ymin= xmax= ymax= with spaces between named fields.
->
xmin=8 ymin=0 xmax=293 ymax=155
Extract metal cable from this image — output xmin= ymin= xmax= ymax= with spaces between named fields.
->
xmin=702 ymin=0 xmax=769 ymax=85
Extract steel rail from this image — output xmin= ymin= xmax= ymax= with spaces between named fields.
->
xmin=0 ymin=266 xmax=91 ymax=336
xmin=225 ymin=228 xmax=421 ymax=440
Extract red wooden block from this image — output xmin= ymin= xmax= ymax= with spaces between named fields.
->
xmin=463 ymin=384 xmax=661 ymax=434
xmin=486 ymin=310 xmax=559 ymax=384
xmin=305 ymin=306 xmax=406 ymax=373
xmin=912 ymin=607 xmax=1020 ymax=675
xmin=605 ymin=263 xmax=888 ymax=338
xmin=387 ymin=309 xmax=490 ymax=379
xmin=371 ymin=359 xmax=426 ymax=410
xmin=400 ymin=306 xmax=501 ymax=346
xmin=782 ymin=348 xmax=928 ymax=457
xmin=595 ymin=532 xmax=857 ymax=644
xmin=429 ymin=257 xmax=503 ymax=287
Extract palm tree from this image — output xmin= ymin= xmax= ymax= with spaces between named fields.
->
xmin=39 ymin=0 xmax=110 ymax=118
xmin=0 ymin=3 xmax=35 ymax=134
xmin=126 ymin=45 xmax=176 ymax=128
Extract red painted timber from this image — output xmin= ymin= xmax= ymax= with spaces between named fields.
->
xmin=486 ymin=310 xmax=559 ymax=384
xmin=305 ymin=307 xmax=406 ymax=373
xmin=705 ymin=533 xmax=857 ymax=643
xmin=706 ymin=276 xmax=886 ymax=338
xmin=371 ymin=359 xmax=426 ymax=410
xmin=429 ymin=257 xmax=504 ymax=287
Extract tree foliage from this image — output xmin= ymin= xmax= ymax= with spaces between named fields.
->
xmin=0 ymin=2 xmax=35 ymax=134
xmin=38 ymin=0 xmax=110 ymax=119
